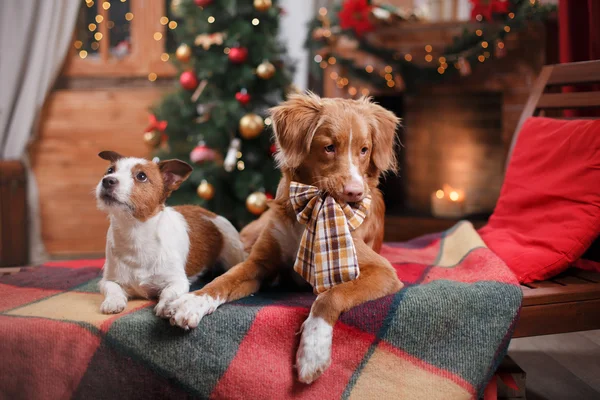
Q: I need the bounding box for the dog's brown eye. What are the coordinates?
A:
[136,172,147,182]
[325,144,335,153]
[361,147,368,155]
[106,167,114,175]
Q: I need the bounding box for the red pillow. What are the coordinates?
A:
[479,117,600,283]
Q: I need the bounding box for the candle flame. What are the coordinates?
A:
[434,184,465,202]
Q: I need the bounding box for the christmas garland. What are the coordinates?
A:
[306,0,556,93]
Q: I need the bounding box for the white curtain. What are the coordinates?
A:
[279,0,316,91]
[0,0,80,263]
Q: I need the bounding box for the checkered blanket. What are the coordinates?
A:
[0,222,521,399]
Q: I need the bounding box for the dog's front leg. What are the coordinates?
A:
[154,277,189,318]
[99,279,128,314]
[296,240,403,384]
[166,229,281,330]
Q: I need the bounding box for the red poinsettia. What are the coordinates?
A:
[469,0,510,21]
[338,0,375,37]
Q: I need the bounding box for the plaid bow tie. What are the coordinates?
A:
[289,181,371,294]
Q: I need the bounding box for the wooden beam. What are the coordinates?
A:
[537,92,600,109]
[522,284,600,306]
[546,60,600,86]
[514,299,600,337]
[505,65,553,166]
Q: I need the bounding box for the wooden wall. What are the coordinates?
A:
[30,88,165,256]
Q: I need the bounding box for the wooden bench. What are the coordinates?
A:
[507,60,600,337]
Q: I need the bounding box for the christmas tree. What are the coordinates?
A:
[150,0,293,228]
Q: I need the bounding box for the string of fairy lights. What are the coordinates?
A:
[74,0,135,60]
[309,0,550,97]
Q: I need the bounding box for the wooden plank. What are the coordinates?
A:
[509,334,600,399]
[0,161,28,267]
[537,92,600,109]
[580,330,600,347]
[30,88,165,255]
[546,60,600,86]
[553,275,594,286]
[98,2,109,62]
[522,284,600,306]
[527,280,562,288]
[514,299,600,337]
[512,332,600,393]
[506,65,553,165]
[572,270,600,283]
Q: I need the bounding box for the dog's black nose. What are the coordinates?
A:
[102,177,118,189]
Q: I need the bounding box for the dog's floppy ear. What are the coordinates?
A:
[158,159,193,192]
[98,151,124,163]
[269,92,323,170]
[363,98,400,173]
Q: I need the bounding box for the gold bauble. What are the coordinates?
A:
[143,130,161,148]
[197,180,215,200]
[256,61,276,80]
[253,0,272,12]
[239,113,264,139]
[175,44,192,63]
[246,192,268,215]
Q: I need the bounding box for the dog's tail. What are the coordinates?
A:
[212,216,246,269]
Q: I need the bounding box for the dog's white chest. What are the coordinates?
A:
[103,208,190,298]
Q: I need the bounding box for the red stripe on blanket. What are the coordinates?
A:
[212,306,373,399]
[378,340,476,397]
[0,283,61,312]
[390,263,429,285]
[43,259,105,269]
[380,243,440,266]
[0,315,101,399]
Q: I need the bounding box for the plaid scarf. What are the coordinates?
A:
[289,181,371,294]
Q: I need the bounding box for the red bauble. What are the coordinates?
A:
[190,144,218,164]
[179,71,198,90]
[265,192,274,200]
[269,143,277,155]
[338,0,375,37]
[235,90,251,105]
[228,47,248,64]
[194,0,213,7]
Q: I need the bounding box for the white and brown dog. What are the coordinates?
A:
[163,93,404,383]
[95,151,245,317]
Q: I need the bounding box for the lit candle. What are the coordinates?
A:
[431,184,466,218]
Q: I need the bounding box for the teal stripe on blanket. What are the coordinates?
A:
[383,280,522,386]
[106,304,262,398]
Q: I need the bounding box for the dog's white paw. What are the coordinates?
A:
[100,296,127,314]
[296,315,333,384]
[167,293,222,330]
[154,299,173,318]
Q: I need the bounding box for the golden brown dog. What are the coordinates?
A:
[164,93,403,383]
